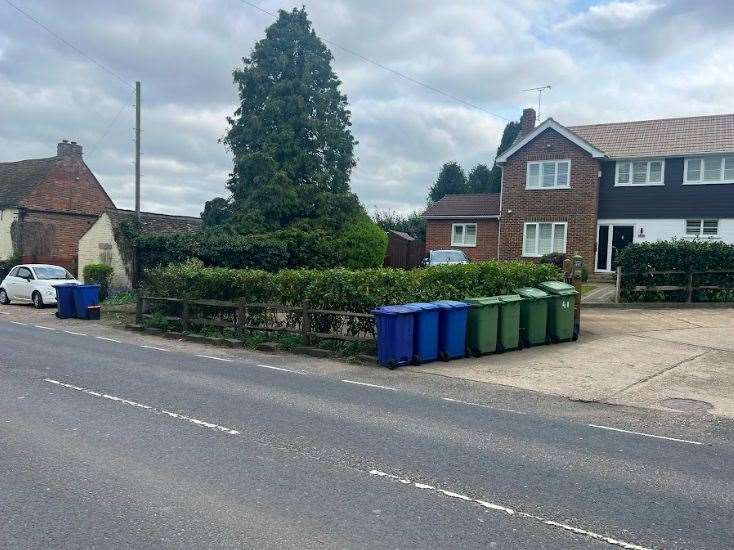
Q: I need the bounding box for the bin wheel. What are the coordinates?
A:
[387,360,397,370]
[470,348,481,358]
[545,335,552,345]
[497,344,505,354]
[518,340,525,351]
[412,354,422,366]
[550,335,559,344]
[439,351,449,362]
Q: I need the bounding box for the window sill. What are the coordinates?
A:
[525,186,571,191]
[451,243,477,248]
[614,183,665,187]
[682,181,734,185]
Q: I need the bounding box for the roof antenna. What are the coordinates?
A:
[521,85,552,120]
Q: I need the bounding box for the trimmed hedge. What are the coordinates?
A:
[144,259,561,313]
[617,240,734,302]
[83,263,114,300]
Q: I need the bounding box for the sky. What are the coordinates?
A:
[1,0,733,217]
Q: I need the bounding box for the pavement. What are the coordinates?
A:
[1,303,734,548]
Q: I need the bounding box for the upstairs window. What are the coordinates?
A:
[526,160,570,189]
[684,156,734,184]
[615,160,664,185]
[451,223,477,247]
[686,219,719,237]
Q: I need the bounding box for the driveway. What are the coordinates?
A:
[412,307,734,418]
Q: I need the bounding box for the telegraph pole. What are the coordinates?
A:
[135,81,141,220]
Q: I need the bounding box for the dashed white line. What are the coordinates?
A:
[0,311,9,315]
[34,325,55,331]
[95,336,121,343]
[257,364,306,375]
[44,378,240,435]
[9,321,27,325]
[341,379,397,391]
[588,424,703,445]
[369,469,651,550]
[140,345,170,352]
[63,330,87,336]
[196,354,232,362]
[442,397,527,415]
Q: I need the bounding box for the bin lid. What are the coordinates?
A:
[538,280,579,296]
[372,305,414,316]
[514,287,550,300]
[464,296,501,306]
[403,302,439,311]
[496,294,523,304]
[432,300,469,310]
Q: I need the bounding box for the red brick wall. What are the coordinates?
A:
[425,219,499,261]
[498,128,600,266]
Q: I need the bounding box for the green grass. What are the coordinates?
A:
[580,284,597,295]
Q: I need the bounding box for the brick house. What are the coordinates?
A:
[0,140,116,274]
[425,109,734,273]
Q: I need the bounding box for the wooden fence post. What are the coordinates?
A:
[687,272,694,303]
[181,300,190,333]
[302,300,311,345]
[236,300,245,334]
[135,290,143,324]
[615,266,622,303]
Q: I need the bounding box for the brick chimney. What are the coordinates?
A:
[57,139,83,158]
[519,108,536,136]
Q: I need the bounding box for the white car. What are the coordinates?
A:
[0,264,79,309]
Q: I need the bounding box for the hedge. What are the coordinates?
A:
[616,240,734,302]
[82,263,114,300]
[144,259,561,313]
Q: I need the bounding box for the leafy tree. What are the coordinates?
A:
[488,120,521,192]
[206,7,359,232]
[372,210,426,241]
[428,161,467,203]
[467,164,493,194]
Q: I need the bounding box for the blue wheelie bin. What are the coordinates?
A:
[71,284,101,320]
[373,305,414,369]
[403,302,440,364]
[54,284,78,319]
[432,300,470,361]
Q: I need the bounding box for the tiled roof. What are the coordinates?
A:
[568,113,734,158]
[106,208,202,234]
[0,157,56,206]
[424,193,500,218]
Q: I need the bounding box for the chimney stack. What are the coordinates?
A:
[520,108,536,135]
[57,139,83,158]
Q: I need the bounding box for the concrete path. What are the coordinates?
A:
[582,283,616,304]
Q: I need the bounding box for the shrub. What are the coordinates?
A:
[82,263,114,299]
[539,252,567,269]
[0,252,21,280]
[144,259,560,313]
[616,240,734,302]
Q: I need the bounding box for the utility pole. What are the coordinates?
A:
[135,81,141,220]
[521,85,552,120]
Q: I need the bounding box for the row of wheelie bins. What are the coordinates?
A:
[54,284,101,319]
[373,281,578,368]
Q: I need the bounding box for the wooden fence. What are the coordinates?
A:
[615,267,734,303]
[136,294,376,343]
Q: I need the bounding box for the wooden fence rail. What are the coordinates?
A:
[136,294,376,343]
[615,267,734,303]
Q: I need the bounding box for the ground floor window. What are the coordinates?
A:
[686,219,719,236]
[523,222,567,257]
[451,223,477,247]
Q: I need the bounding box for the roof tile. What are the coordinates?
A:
[424,194,500,218]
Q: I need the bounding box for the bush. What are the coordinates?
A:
[83,263,114,300]
[143,259,560,313]
[616,240,734,302]
[539,252,567,269]
[0,253,21,280]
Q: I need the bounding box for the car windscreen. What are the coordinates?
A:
[33,266,73,280]
[431,250,466,263]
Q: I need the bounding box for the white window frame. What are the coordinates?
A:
[526,160,571,190]
[683,156,734,185]
[451,223,477,247]
[614,159,665,186]
[522,222,568,257]
[685,219,719,237]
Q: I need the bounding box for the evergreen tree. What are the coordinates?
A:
[428,161,467,203]
[487,120,521,193]
[467,164,493,193]
[205,8,358,232]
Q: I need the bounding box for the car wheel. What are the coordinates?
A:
[32,291,44,309]
[0,289,9,305]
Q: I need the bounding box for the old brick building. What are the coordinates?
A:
[0,140,116,274]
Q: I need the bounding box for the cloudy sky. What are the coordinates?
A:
[1,0,733,216]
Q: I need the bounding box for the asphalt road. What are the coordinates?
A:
[1,318,732,549]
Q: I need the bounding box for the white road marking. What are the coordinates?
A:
[9,321,27,325]
[140,345,170,352]
[196,355,232,362]
[341,379,397,391]
[588,424,703,445]
[442,397,527,415]
[34,325,55,331]
[369,469,651,550]
[44,378,240,435]
[256,364,306,375]
[63,330,87,336]
[96,336,121,343]
[0,311,9,315]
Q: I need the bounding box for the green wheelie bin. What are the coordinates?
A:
[514,287,551,347]
[538,281,579,343]
[464,296,500,356]
[496,294,522,352]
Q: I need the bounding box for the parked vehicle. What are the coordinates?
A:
[0,264,79,309]
[422,249,471,267]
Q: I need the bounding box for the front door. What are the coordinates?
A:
[596,224,634,272]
